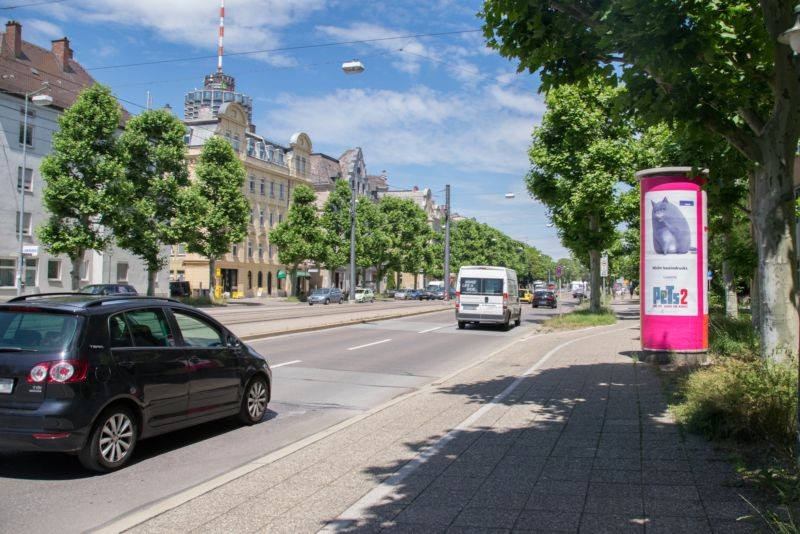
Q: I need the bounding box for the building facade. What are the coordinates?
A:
[170,68,314,298]
[0,21,167,298]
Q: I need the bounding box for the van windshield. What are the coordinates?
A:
[460,278,504,295]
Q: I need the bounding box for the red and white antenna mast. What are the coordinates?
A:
[217,0,225,73]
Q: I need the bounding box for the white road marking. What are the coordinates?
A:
[347,339,392,351]
[271,360,301,368]
[418,325,446,334]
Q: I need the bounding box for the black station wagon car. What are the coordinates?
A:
[0,293,271,472]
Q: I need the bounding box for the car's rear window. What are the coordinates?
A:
[0,311,80,351]
[460,278,504,295]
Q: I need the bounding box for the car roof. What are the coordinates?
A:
[1,293,183,316]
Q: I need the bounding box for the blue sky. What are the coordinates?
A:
[3,0,569,259]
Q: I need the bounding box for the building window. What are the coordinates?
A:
[249,176,255,193]
[247,270,253,289]
[257,271,263,287]
[258,245,263,259]
[47,259,60,280]
[17,167,33,192]
[278,214,283,224]
[249,208,254,224]
[19,122,33,147]
[270,181,275,198]
[172,243,186,256]
[23,258,36,288]
[232,244,239,257]
[116,262,129,282]
[15,212,32,236]
[269,212,274,227]
[259,209,265,226]
[269,245,274,259]
[233,135,240,153]
[0,259,15,287]
[247,241,253,258]
[279,183,284,200]
[260,179,265,195]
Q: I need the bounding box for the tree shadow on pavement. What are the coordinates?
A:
[320,360,766,533]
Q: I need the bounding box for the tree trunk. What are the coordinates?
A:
[722,259,738,319]
[147,269,157,297]
[750,142,799,362]
[70,256,82,291]
[208,257,216,295]
[589,249,601,313]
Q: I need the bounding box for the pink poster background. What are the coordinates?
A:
[640,173,708,352]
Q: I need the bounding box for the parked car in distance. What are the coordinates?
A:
[406,289,423,300]
[394,289,409,300]
[79,284,138,296]
[532,290,558,308]
[433,287,457,300]
[418,289,436,300]
[169,280,191,297]
[0,293,271,472]
[518,289,533,304]
[354,288,375,303]
[307,287,343,305]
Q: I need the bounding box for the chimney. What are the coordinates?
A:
[51,37,73,71]
[3,21,22,58]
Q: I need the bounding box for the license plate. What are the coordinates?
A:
[0,378,14,394]
[463,304,478,310]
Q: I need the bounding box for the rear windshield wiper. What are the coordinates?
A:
[0,346,37,352]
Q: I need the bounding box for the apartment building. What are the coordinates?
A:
[0,21,167,297]
[170,69,314,297]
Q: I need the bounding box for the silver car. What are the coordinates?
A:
[308,288,343,305]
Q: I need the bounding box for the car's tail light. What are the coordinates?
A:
[28,360,89,383]
[503,293,508,311]
[455,292,460,308]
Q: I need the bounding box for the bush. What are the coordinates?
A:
[708,314,759,360]
[543,307,616,329]
[672,356,797,447]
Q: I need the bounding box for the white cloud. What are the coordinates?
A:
[53,0,327,66]
[264,84,542,175]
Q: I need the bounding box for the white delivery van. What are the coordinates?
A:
[455,266,521,330]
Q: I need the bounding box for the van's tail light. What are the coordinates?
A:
[503,293,508,311]
[28,360,89,383]
[455,292,460,308]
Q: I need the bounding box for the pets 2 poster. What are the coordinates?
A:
[643,190,701,316]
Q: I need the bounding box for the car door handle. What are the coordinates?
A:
[118,360,135,369]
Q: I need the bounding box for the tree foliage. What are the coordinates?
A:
[115,109,189,295]
[269,184,325,294]
[378,196,432,288]
[527,79,637,311]
[319,179,351,273]
[177,136,248,292]
[38,84,123,290]
[481,0,799,359]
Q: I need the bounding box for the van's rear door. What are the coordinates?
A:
[459,276,505,318]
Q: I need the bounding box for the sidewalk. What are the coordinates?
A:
[108,302,766,533]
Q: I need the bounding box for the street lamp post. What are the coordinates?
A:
[16,83,52,296]
[349,171,357,303]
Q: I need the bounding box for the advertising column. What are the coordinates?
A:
[637,167,708,354]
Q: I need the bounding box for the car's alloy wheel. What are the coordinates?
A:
[79,405,138,472]
[240,376,268,425]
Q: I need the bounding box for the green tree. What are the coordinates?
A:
[481,1,799,360]
[115,109,189,295]
[319,179,351,280]
[355,197,391,289]
[269,184,325,295]
[527,80,636,312]
[379,197,431,288]
[177,136,248,294]
[38,84,123,290]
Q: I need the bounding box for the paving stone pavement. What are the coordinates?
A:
[117,302,769,533]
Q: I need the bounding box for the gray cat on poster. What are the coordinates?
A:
[651,197,691,254]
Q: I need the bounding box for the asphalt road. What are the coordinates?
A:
[0,300,571,533]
